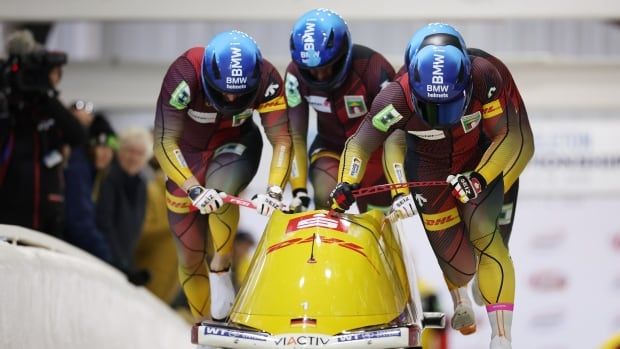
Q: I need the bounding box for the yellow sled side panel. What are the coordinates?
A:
[231,210,409,335]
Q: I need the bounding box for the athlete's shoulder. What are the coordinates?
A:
[259,58,280,78]
[351,44,378,60]
[370,79,410,113]
[164,47,203,88]
[180,47,205,71]
[467,47,493,59]
[351,44,395,90]
[469,47,515,86]
[255,58,286,111]
[395,64,407,79]
[284,61,300,75]
[258,58,284,94]
[351,44,391,69]
[470,55,504,102]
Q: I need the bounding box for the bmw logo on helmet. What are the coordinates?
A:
[289,8,354,90]
[202,30,263,114]
[405,23,473,128]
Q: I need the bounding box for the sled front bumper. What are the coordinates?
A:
[192,323,422,348]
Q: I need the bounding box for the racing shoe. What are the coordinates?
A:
[451,302,477,335]
[208,270,235,321]
[490,335,512,349]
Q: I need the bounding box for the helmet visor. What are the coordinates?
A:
[413,91,467,128]
[204,81,258,115]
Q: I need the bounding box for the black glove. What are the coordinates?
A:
[290,189,311,212]
[329,182,359,212]
[447,171,487,204]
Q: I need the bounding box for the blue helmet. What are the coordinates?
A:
[405,23,472,128]
[289,8,353,90]
[202,30,262,114]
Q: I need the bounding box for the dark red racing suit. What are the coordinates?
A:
[285,44,408,211]
[338,48,534,308]
[153,47,292,318]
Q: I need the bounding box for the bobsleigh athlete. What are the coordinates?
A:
[154,30,292,321]
[285,8,410,213]
[330,23,534,349]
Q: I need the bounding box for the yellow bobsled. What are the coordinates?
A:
[192,209,444,348]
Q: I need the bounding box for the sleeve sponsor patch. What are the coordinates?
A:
[482,99,503,119]
[344,95,367,119]
[291,158,299,178]
[169,80,190,110]
[372,104,403,132]
[460,111,482,133]
[257,95,287,113]
[285,73,302,108]
[349,157,362,178]
[172,148,188,168]
[232,109,253,127]
[393,163,406,183]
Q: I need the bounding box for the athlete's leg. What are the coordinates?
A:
[166,203,211,321]
[204,125,262,319]
[472,178,520,306]
[409,182,477,334]
[309,150,340,210]
[461,176,515,346]
[405,142,477,334]
[499,179,519,246]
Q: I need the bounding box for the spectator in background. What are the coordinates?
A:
[96,127,152,285]
[89,114,117,201]
[134,154,180,303]
[0,30,84,238]
[64,103,115,261]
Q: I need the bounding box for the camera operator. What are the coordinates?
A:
[0,30,85,238]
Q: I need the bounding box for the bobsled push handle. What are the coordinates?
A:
[219,193,295,213]
[219,193,256,209]
[351,180,446,198]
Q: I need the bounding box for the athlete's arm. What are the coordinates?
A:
[283,67,310,194]
[153,56,196,191]
[474,61,535,188]
[382,129,410,197]
[338,82,411,185]
[363,53,409,198]
[256,67,293,190]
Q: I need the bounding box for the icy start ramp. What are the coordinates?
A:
[0,225,193,349]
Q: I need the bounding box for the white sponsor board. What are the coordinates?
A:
[402,197,620,349]
[520,118,620,197]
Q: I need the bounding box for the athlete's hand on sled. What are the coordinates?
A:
[329,182,359,212]
[388,193,417,222]
[290,189,311,213]
[252,186,283,216]
[447,171,487,204]
[187,185,223,214]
